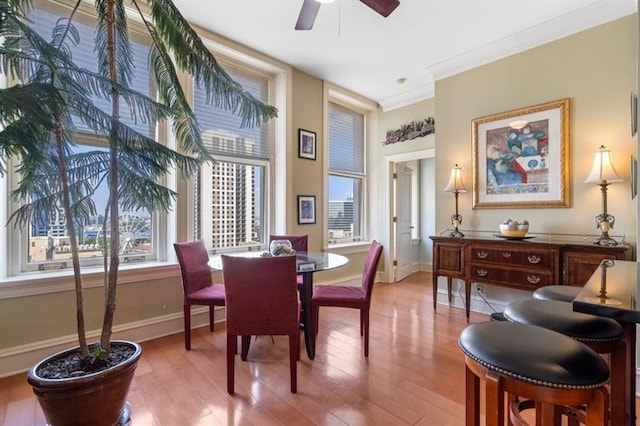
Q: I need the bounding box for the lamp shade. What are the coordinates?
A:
[584,145,623,184]
[444,164,467,192]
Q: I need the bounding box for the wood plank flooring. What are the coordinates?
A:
[1,272,638,425]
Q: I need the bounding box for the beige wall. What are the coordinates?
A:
[435,15,637,249]
[289,70,325,251]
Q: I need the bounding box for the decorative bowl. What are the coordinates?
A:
[269,239,295,256]
[499,223,529,238]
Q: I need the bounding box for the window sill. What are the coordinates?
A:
[0,261,179,300]
[326,241,372,255]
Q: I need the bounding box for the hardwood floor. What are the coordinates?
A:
[1,272,638,425]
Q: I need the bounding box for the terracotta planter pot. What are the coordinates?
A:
[27,340,142,426]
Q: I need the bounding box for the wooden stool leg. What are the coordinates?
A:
[485,370,504,426]
[536,402,561,426]
[465,364,480,426]
[585,386,609,426]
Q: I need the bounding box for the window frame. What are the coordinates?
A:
[6,0,163,274]
[190,57,275,253]
[324,84,377,248]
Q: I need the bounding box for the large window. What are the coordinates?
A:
[327,102,365,244]
[193,65,272,251]
[13,2,156,273]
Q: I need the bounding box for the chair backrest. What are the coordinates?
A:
[361,241,384,302]
[174,240,212,297]
[222,255,299,336]
[269,234,308,253]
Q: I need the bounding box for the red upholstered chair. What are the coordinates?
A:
[174,240,225,351]
[311,240,383,357]
[222,254,301,394]
[269,234,308,288]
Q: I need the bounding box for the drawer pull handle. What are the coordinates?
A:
[477,251,488,259]
[528,255,541,264]
[527,275,541,284]
[476,269,488,277]
[502,252,511,258]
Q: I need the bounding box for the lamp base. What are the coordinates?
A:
[449,229,464,238]
[593,235,618,246]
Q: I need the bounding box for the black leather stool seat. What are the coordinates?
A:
[459,321,609,389]
[532,285,580,302]
[504,299,624,342]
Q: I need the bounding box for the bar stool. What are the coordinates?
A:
[504,299,626,425]
[532,285,581,302]
[459,321,610,426]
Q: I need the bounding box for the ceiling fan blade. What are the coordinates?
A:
[295,0,321,31]
[360,0,400,17]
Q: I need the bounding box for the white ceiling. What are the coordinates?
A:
[173,0,636,111]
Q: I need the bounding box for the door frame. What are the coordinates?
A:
[384,148,435,283]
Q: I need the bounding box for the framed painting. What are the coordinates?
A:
[297,195,316,224]
[472,98,570,209]
[298,129,316,160]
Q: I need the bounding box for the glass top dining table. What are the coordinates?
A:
[573,259,639,425]
[208,251,349,359]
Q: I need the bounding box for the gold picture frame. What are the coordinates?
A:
[472,98,570,209]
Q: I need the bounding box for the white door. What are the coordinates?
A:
[395,163,413,281]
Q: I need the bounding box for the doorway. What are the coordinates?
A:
[385,149,435,283]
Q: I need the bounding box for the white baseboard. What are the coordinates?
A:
[0,307,220,378]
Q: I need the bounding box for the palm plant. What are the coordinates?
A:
[0,0,277,362]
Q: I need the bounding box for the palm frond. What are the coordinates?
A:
[144,0,277,128]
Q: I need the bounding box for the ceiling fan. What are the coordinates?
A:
[295,0,400,31]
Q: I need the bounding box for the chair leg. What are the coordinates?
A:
[241,336,251,361]
[360,309,364,336]
[209,306,215,332]
[289,334,298,393]
[184,304,191,351]
[363,308,370,357]
[227,334,236,394]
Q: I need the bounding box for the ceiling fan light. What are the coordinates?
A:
[316,0,336,3]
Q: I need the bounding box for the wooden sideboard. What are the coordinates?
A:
[429,236,630,321]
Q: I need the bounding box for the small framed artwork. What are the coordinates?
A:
[297,195,316,224]
[298,129,316,160]
[472,98,570,209]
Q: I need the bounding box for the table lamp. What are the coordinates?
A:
[443,164,467,238]
[584,145,623,246]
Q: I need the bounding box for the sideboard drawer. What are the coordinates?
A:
[468,265,555,289]
[468,246,555,269]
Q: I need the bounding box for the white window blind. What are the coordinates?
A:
[28,4,155,137]
[328,102,365,175]
[195,68,270,160]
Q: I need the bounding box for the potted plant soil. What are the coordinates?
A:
[0,0,276,424]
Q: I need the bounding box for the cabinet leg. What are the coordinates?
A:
[447,277,453,305]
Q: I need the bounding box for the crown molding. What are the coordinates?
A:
[378,83,435,112]
[426,0,636,82]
